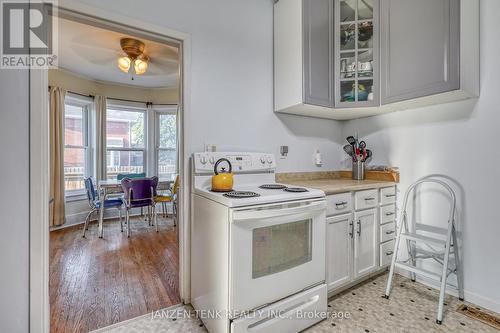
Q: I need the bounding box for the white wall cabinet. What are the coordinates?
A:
[325,186,397,294]
[273,0,479,120]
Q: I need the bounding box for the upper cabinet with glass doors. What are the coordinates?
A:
[273,0,479,120]
[336,0,378,107]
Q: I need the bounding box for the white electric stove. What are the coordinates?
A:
[191,152,328,333]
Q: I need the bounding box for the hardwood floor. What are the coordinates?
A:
[49,216,180,333]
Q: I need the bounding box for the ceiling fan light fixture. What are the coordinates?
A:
[118,38,150,75]
[134,57,148,75]
[117,56,131,73]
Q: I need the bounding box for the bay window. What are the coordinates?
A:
[156,110,177,179]
[105,107,146,179]
[63,95,92,195]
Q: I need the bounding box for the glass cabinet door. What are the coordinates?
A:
[336,0,378,107]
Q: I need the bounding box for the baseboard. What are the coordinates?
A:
[395,269,500,314]
[50,210,173,232]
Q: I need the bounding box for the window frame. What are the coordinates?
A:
[154,106,178,179]
[105,101,148,179]
[63,94,93,197]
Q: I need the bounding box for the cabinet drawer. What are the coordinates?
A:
[326,193,352,216]
[380,204,396,224]
[380,186,396,205]
[380,222,396,243]
[380,240,395,267]
[355,189,378,210]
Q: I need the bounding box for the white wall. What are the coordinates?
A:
[343,0,500,312]
[0,71,29,331]
[62,0,344,173]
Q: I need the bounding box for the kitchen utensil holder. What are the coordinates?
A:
[352,160,365,180]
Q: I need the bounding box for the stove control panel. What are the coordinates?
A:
[193,152,276,173]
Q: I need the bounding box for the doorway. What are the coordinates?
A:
[29,5,191,333]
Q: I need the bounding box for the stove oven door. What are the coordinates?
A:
[229,199,326,313]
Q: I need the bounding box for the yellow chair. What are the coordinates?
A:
[154,175,179,227]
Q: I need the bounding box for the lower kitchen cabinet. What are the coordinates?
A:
[326,213,353,290]
[326,186,397,294]
[353,208,378,278]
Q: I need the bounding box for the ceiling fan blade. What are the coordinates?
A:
[144,61,179,75]
[145,44,179,59]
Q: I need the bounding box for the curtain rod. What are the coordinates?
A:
[48,86,178,106]
[48,86,94,99]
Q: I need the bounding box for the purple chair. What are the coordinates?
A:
[121,176,159,237]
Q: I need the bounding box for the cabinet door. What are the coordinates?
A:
[354,208,378,278]
[334,0,379,108]
[326,213,353,290]
[303,0,334,107]
[380,0,460,104]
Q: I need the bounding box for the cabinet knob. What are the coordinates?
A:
[385,250,394,256]
[385,230,395,235]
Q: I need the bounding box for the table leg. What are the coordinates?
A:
[99,188,106,238]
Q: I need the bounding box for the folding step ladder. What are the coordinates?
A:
[384,178,464,324]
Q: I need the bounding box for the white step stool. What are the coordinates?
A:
[384,178,464,324]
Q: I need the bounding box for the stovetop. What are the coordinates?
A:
[194,182,324,208]
[192,152,325,207]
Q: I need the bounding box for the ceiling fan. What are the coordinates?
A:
[117,38,150,75]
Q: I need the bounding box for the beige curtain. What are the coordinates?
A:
[95,95,107,180]
[49,87,66,227]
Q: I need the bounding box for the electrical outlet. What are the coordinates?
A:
[204,144,217,152]
[280,146,288,159]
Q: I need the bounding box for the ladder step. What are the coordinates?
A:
[414,248,445,258]
[401,232,446,246]
[395,262,442,281]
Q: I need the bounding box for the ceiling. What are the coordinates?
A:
[57,18,180,88]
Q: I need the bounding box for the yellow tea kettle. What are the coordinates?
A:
[211,158,234,192]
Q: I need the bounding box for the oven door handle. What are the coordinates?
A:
[246,295,320,332]
[232,201,326,221]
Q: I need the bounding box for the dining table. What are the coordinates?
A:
[97,177,175,238]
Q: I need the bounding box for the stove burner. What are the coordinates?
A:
[284,187,309,193]
[259,184,288,190]
[223,191,260,199]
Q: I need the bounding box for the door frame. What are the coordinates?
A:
[29,2,192,332]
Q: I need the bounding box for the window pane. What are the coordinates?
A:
[64,147,86,191]
[340,23,356,51]
[340,0,356,22]
[106,109,144,148]
[64,104,84,146]
[158,114,177,149]
[158,149,177,179]
[358,0,373,20]
[106,150,144,180]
